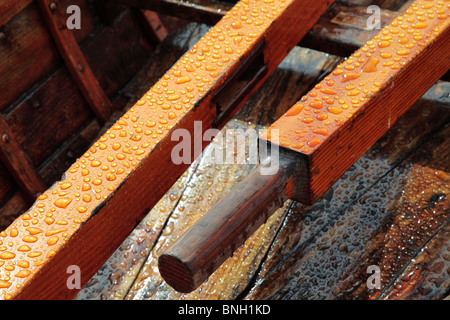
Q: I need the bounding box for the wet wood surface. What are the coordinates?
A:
[0,0,334,300]
[0,0,447,300]
[76,19,449,300]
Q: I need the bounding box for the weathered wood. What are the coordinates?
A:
[118,0,404,57]
[0,0,32,27]
[0,0,333,300]
[299,4,399,56]
[158,154,294,293]
[4,8,152,169]
[157,0,450,292]
[262,0,450,204]
[332,124,450,300]
[380,221,450,300]
[76,35,341,299]
[0,8,167,230]
[244,83,450,300]
[135,10,169,45]
[116,0,230,25]
[37,0,112,123]
[0,117,46,203]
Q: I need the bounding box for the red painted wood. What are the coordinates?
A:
[37,0,112,123]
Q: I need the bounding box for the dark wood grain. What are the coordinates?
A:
[0,0,334,300]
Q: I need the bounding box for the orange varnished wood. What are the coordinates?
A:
[0,0,332,299]
[37,0,112,123]
[261,0,450,203]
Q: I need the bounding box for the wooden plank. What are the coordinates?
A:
[330,125,450,300]
[118,0,405,57]
[5,8,153,170]
[261,0,450,204]
[244,83,450,300]
[379,222,450,300]
[76,40,340,300]
[116,0,231,25]
[0,0,333,300]
[37,0,112,123]
[0,8,155,228]
[299,4,399,56]
[0,117,47,203]
[135,10,169,45]
[157,0,450,292]
[0,0,33,27]
[0,0,95,112]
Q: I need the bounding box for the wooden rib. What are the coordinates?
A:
[261,0,450,204]
[135,10,169,45]
[119,0,402,57]
[0,117,46,204]
[0,0,333,300]
[37,0,112,123]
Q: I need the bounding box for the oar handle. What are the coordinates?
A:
[158,158,294,293]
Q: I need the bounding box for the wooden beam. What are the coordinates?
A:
[0,0,333,299]
[0,0,33,27]
[0,117,47,204]
[262,0,450,204]
[37,0,112,123]
[158,0,450,292]
[135,10,169,45]
[117,0,404,57]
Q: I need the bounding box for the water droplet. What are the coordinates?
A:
[284,104,304,116]
[362,57,379,73]
[54,198,72,208]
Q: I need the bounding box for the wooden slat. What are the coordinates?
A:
[155,0,450,292]
[116,0,231,25]
[77,25,340,299]
[0,0,95,113]
[118,0,403,57]
[5,8,152,170]
[135,10,169,45]
[261,0,450,204]
[299,4,399,56]
[37,0,112,123]
[0,0,333,300]
[0,117,46,204]
[245,83,450,300]
[77,42,339,300]
[0,0,33,27]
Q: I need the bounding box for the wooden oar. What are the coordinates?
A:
[158,0,450,293]
[0,0,333,300]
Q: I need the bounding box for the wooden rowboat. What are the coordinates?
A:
[0,0,449,300]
